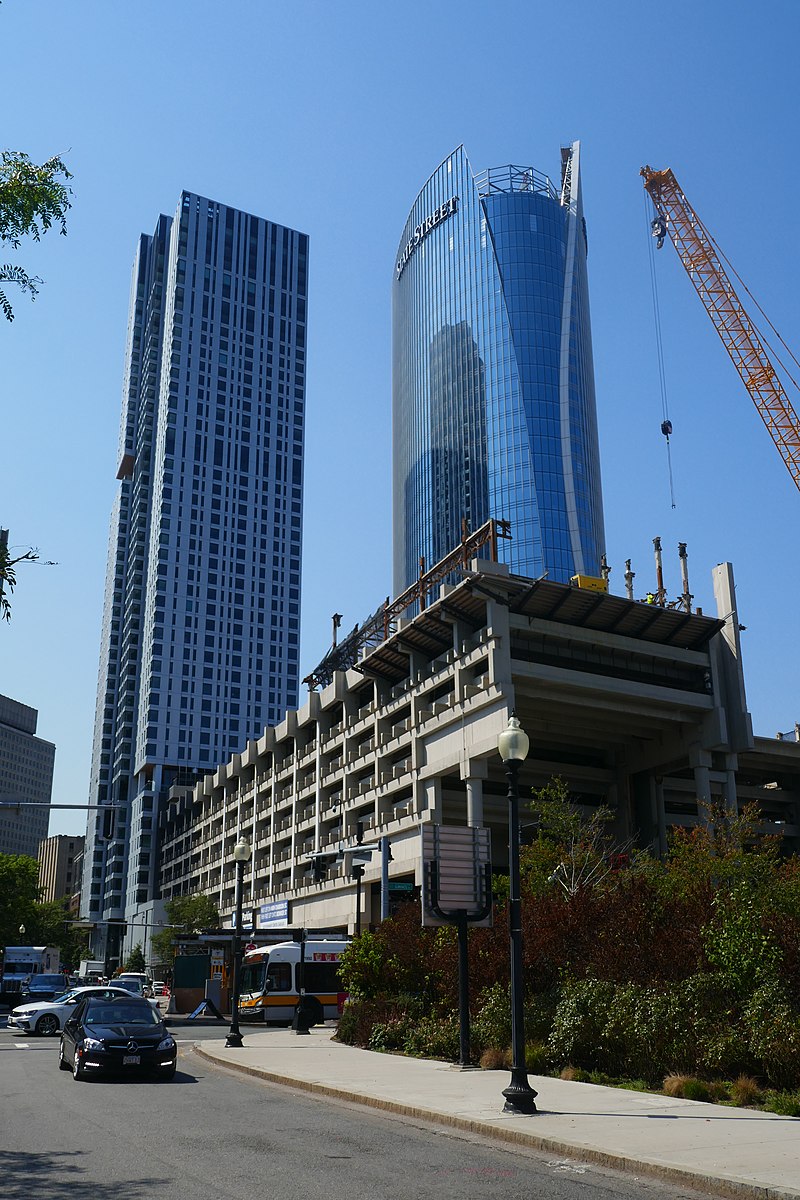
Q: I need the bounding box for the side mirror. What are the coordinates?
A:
[264,978,274,992]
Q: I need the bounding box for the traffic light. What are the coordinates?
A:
[311,855,327,883]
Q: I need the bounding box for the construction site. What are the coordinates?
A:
[155,162,800,936]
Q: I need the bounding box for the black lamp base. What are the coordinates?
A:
[502,1072,538,1115]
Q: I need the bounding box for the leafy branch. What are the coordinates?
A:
[0,150,72,321]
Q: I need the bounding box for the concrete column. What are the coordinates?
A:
[466,777,484,828]
[655,776,667,858]
[694,764,712,824]
[724,755,739,815]
[424,777,442,822]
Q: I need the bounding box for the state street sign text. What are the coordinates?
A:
[396,196,459,279]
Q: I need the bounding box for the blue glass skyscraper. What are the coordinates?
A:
[392,142,605,591]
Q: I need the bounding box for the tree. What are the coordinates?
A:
[0,539,40,621]
[0,853,41,946]
[0,150,72,321]
[124,943,146,972]
[151,894,219,969]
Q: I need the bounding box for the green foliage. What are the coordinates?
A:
[152,893,220,969]
[763,1090,800,1117]
[0,852,42,945]
[403,1011,461,1061]
[0,150,72,320]
[742,981,800,1088]
[338,931,390,1000]
[164,893,219,931]
[703,884,783,994]
[331,784,800,1088]
[124,943,146,972]
[470,982,512,1053]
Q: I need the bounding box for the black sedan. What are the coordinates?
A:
[59,994,177,1081]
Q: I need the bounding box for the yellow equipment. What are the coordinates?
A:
[641,165,800,493]
[570,574,608,593]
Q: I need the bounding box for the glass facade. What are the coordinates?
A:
[392,143,605,592]
[82,193,308,944]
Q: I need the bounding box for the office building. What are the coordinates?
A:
[82,192,308,967]
[0,694,55,857]
[38,833,84,904]
[392,142,605,592]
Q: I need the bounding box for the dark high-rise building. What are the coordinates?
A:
[82,192,308,966]
[392,142,605,591]
[0,694,55,857]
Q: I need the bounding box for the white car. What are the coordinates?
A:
[7,985,159,1036]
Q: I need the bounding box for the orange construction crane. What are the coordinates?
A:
[641,165,800,493]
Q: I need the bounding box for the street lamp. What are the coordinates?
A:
[225,835,252,1048]
[498,711,538,1115]
[19,924,26,938]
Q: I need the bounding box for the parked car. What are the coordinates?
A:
[7,985,148,1037]
[59,994,177,1080]
[152,980,166,997]
[115,972,154,998]
[20,973,72,1004]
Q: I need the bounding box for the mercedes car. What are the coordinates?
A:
[59,994,177,1080]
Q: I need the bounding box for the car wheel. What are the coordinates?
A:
[36,1013,60,1037]
[58,1039,70,1071]
[72,1049,84,1081]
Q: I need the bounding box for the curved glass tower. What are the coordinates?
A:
[392,142,605,591]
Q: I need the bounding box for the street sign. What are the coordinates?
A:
[420,823,493,927]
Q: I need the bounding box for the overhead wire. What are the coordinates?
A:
[643,188,676,508]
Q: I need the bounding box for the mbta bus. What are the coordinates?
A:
[238,938,349,1026]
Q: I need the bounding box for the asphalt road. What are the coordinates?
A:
[0,1018,713,1200]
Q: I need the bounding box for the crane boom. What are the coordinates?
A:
[641,165,800,493]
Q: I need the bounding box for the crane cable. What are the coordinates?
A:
[643,187,676,508]
[705,229,800,400]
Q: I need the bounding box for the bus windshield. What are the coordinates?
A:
[240,960,266,996]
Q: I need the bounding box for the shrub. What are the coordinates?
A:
[743,980,800,1088]
[682,1078,713,1102]
[479,1047,509,1071]
[663,1073,692,1097]
[548,978,617,1071]
[763,1090,800,1117]
[470,982,511,1054]
[368,1016,415,1053]
[560,1065,589,1082]
[729,1074,763,1108]
[524,1040,550,1074]
[403,1012,461,1061]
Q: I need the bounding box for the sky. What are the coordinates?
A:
[2,0,799,840]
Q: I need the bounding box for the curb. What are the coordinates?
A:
[193,1046,800,1200]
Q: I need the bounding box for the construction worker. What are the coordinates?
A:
[645,592,656,604]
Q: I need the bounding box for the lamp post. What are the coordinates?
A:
[498,711,538,1115]
[19,924,26,939]
[225,835,252,1048]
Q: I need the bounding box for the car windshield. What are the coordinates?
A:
[84,1002,160,1025]
[51,990,78,1004]
[114,979,143,993]
[28,975,64,988]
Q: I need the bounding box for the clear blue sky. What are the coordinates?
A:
[3,0,799,838]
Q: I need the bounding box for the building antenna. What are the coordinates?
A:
[643,187,677,509]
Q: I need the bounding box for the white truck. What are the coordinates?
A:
[1,945,61,1005]
[78,958,106,980]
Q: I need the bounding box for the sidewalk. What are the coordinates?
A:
[194,1025,800,1200]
